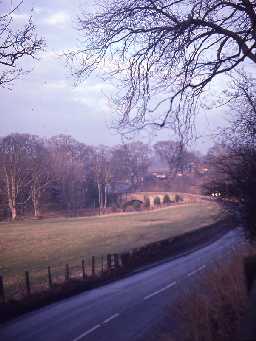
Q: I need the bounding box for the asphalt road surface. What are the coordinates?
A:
[0,227,245,341]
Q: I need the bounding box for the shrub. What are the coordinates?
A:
[132,200,142,211]
[123,200,142,211]
[175,194,183,202]
[163,194,171,205]
[111,203,121,213]
[154,196,161,206]
[144,196,151,208]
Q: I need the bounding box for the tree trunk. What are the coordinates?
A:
[34,204,40,219]
[5,171,17,220]
[104,185,108,209]
[98,183,102,215]
[11,206,17,220]
[31,181,41,219]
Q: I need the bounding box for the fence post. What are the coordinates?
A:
[107,254,112,270]
[91,256,95,277]
[48,266,53,288]
[25,271,31,295]
[82,259,86,280]
[65,264,70,281]
[101,256,104,274]
[114,254,119,268]
[0,275,5,303]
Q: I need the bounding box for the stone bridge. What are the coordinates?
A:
[125,192,203,208]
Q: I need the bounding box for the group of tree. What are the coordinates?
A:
[0,134,201,220]
[204,72,256,238]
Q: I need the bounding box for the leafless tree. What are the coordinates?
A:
[0,1,44,87]
[0,134,33,220]
[223,71,256,147]
[92,146,112,214]
[48,135,85,214]
[68,0,256,139]
[29,136,51,218]
[205,73,256,237]
[48,135,95,215]
[154,140,194,176]
[111,142,151,190]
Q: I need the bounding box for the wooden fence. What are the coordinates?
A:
[0,254,122,302]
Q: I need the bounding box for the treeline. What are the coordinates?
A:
[0,134,146,220]
[0,133,201,221]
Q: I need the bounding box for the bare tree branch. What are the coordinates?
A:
[0,1,44,87]
[67,0,256,140]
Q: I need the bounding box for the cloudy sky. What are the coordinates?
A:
[0,0,227,152]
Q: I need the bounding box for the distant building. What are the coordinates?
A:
[198,166,209,175]
[152,171,167,179]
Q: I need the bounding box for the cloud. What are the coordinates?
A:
[12,13,30,23]
[45,11,70,27]
[43,80,68,90]
[32,7,45,15]
[71,82,113,104]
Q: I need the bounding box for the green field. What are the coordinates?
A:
[0,201,224,297]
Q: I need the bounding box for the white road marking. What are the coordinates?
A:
[103,313,120,325]
[187,265,206,277]
[72,324,100,341]
[199,264,206,271]
[144,281,176,300]
[72,313,120,341]
[72,264,206,340]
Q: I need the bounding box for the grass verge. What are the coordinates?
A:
[156,243,254,341]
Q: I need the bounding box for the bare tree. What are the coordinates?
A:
[68,0,256,138]
[92,146,112,214]
[111,142,151,190]
[48,135,88,215]
[154,140,193,176]
[0,134,33,220]
[0,1,44,87]
[29,137,51,218]
[223,71,256,147]
[205,73,256,237]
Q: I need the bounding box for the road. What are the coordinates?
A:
[0,227,245,341]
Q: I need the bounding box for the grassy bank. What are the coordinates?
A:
[149,243,253,341]
[0,201,224,298]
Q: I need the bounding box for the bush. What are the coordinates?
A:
[132,200,142,210]
[154,196,161,206]
[175,194,183,202]
[144,196,150,208]
[163,194,171,205]
[123,200,142,211]
[111,203,121,213]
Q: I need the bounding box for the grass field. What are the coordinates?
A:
[0,201,225,298]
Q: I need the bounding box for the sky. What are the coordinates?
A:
[0,0,228,153]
